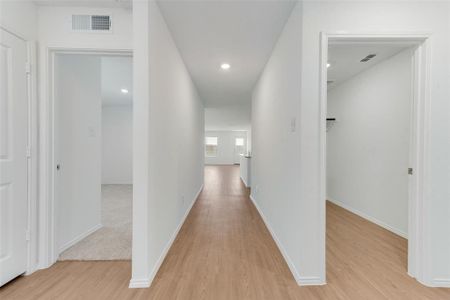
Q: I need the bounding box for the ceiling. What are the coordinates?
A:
[157,0,296,108]
[327,44,410,89]
[34,0,132,8]
[101,56,133,106]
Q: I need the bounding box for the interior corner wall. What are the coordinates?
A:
[0,0,38,41]
[102,105,133,184]
[327,49,413,238]
[251,2,304,284]
[205,131,248,165]
[300,1,450,286]
[131,0,204,287]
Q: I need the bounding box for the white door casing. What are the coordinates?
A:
[0,29,29,286]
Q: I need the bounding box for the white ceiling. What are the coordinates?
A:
[157,0,296,108]
[34,0,132,8]
[101,56,133,106]
[327,44,410,89]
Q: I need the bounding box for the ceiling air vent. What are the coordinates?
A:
[360,54,377,62]
[72,15,112,32]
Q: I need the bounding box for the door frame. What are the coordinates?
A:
[318,33,431,285]
[40,47,133,266]
[0,25,38,276]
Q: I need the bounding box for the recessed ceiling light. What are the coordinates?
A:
[121,88,129,94]
[327,63,331,68]
[221,63,231,70]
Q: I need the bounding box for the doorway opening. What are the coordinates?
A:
[319,34,431,284]
[52,52,133,261]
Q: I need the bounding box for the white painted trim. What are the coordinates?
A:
[58,224,103,254]
[249,195,324,286]
[129,278,152,289]
[240,177,249,188]
[26,41,39,276]
[297,276,325,286]
[327,197,408,239]
[129,184,204,289]
[319,32,431,286]
[432,279,450,288]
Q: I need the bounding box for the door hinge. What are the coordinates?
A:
[408,168,413,175]
[25,62,31,74]
[26,146,31,158]
[26,230,31,241]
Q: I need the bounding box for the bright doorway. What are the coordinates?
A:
[319,34,431,284]
[52,53,133,261]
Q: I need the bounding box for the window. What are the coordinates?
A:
[205,137,218,157]
[235,137,245,156]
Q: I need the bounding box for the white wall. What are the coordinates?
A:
[251,3,303,284]
[54,55,102,253]
[205,103,251,131]
[205,131,248,165]
[131,0,204,287]
[102,105,133,184]
[0,1,37,40]
[327,49,413,238]
[37,5,133,268]
[298,1,450,286]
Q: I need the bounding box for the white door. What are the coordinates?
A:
[0,29,29,286]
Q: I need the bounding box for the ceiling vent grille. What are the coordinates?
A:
[72,15,112,32]
[360,54,377,62]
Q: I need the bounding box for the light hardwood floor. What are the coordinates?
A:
[1,165,449,299]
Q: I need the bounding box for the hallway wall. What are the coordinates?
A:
[327,48,413,238]
[251,3,303,284]
[132,0,204,287]
[0,1,37,41]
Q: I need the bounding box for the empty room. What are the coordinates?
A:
[54,54,133,261]
[326,42,417,296]
[1,0,449,299]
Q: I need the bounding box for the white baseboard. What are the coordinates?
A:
[129,184,204,289]
[297,276,326,286]
[58,223,102,254]
[432,278,450,288]
[240,177,248,188]
[327,197,408,239]
[249,194,308,286]
[129,277,152,289]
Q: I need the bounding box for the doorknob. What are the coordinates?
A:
[56,164,61,171]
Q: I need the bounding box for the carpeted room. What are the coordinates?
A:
[55,55,133,262]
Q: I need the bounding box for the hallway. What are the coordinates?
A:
[1,166,450,299]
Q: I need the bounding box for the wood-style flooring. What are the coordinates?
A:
[1,165,449,299]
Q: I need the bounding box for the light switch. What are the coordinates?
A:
[88,126,96,137]
[290,117,296,132]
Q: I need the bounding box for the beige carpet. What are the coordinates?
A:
[59,184,132,261]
